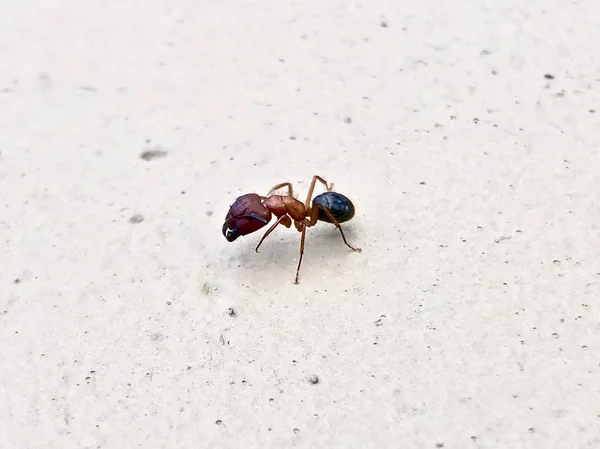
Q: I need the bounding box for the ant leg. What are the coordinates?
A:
[255,215,292,253]
[313,205,362,252]
[304,175,334,208]
[294,224,307,284]
[267,182,294,197]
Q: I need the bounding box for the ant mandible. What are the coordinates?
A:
[222,175,362,284]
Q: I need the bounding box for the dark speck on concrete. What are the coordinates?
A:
[140,148,168,161]
[544,73,555,80]
[129,214,144,223]
[150,333,162,341]
[309,375,319,384]
[380,21,388,28]
[343,116,352,124]
[216,419,223,425]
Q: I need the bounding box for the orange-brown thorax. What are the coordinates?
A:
[263,195,307,221]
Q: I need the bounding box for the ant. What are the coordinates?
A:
[222,175,362,284]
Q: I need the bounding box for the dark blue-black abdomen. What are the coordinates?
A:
[312,192,355,224]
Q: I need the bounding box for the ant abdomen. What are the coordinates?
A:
[312,192,355,224]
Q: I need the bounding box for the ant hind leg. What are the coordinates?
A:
[315,205,362,252]
[304,175,334,208]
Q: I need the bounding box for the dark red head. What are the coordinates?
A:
[222,193,272,242]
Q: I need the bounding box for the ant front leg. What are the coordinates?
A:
[266,182,294,197]
[255,215,292,253]
[304,175,335,209]
[307,205,362,252]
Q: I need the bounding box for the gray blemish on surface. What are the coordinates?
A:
[150,333,163,341]
[140,147,168,161]
[129,214,144,223]
[38,72,53,89]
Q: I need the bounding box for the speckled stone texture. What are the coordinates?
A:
[1,1,599,448]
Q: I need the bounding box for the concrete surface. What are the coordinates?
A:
[1,0,599,448]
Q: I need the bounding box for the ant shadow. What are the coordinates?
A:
[235,224,361,278]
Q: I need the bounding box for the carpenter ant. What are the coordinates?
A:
[222,175,361,284]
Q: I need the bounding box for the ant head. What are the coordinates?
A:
[222,193,272,242]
